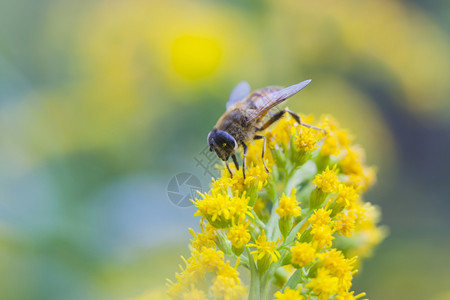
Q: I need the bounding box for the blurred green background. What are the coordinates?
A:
[1,0,449,299]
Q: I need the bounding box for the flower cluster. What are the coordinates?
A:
[167,113,386,300]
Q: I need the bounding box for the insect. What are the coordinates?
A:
[207,79,325,178]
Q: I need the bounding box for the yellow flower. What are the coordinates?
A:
[276,188,301,218]
[317,249,357,293]
[290,242,316,267]
[335,291,366,300]
[194,247,225,273]
[334,212,356,237]
[221,163,269,199]
[321,135,339,156]
[245,138,274,169]
[169,110,385,300]
[248,230,281,263]
[211,176,235,194]
[306,268,339,300]
[335,184,359,209]
[167,248,224,298]
[182,287,208,300]
[189,221,216,250]
[311,225,335,249]
[211,260,247,300]
[274,287,305,300]
[313,165,339,193]
[340,147,364,176]
[317,115,353,156]
[194,191,251,228]
[266,115,296,148]
[227,222,251,249]
[336,129,353,148]
[293,126,322,153]
[217,259,241,279]
[210,274,246,300]
[318,115,339,132]
[309,208,332,229]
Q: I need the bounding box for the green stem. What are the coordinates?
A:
[246,247,260,300]
[266,199,279,241]
[281,268,303,291]
[260,251,289,299]
[286,211,312,244]
[251,210,266,229]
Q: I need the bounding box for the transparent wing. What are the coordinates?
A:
[245,79,312,125]
[226,81,251,110]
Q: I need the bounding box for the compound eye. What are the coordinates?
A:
[214,130,236,151]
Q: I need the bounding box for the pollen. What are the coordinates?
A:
[335,184,359,209]
[274,287,305,300]
[306,268,339,300]
[248,230,281,263]
[276,188,301,218]
[309,208,332,229]
[291,241,316,267]
[313,165,339,193]
[311,224,335,249]
[293,126,322,153]
[227,222,251,249]
[194,191,251,228]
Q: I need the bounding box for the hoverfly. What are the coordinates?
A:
[207,80,325,178]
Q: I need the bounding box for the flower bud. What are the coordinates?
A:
[279,216,293,238]
[309,188,327,209]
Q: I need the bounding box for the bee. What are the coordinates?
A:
[207,79,325,178]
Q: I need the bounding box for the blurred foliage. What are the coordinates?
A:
[0,0,449,299]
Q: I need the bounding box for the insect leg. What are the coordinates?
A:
[225,160,233,178]
[254,135,269,173]
[231,154,240,170]
[256,110,286,131]
[285,109,327,134]
[242,142,247,179]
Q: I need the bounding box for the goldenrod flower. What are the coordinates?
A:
[317,115,353,157]
[182,287,208,300]
[276,188,301,218]
[293,126,322,153]
[335,184,359,209]
[194,191,251,228]
[336,129,353,148]
[335,291,367,300]
[266,116,296,148]
[167,111,385,300]
[195,247,225,273]
[334,212,356,237]
[309,208,332,228]
[248,230,281,263]
[189,221,216,250]
[313,165,339,193]
[210,275,246,300]
[274,287,305,300]
[318,249,357,292]
[227,222,251,250]
[311,224,335,249]
[340,147,364,176]
[306,268,339,300]
[290,242,316,267]
[321,135,339,156]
